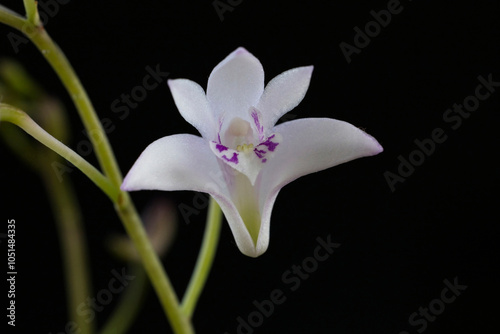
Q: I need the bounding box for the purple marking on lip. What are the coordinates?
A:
[215,143,228,152]
[254,148,266,159]
[257,134,279,152]
[253,133,280,163]
[222,152,239,164]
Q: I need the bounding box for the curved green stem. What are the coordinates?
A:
[182,197,222,318]
[0,4,121,188]
[0,104,117,200]
[0,5,25,29]
[30,27,124,188]
[2,101,94,334]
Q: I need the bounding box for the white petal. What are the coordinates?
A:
[239,116,382,258]
[121,134,262,257]
[168,79,216,140]
[259,118,383,205]
[257,66,314,129]
[253,119,382,258]
[207,47,264,121]
[122,134,226,195]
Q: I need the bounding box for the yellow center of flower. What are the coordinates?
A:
[236,143,254,152]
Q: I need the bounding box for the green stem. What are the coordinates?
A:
[0,5,25,29]
[29,26,124,188]
[0,4,121,188]
[22,0,39,25]
[182,197,222,318]
[38,151,95,334]
[116,194,194,334]
[0,104,117,200]
[0,5,122,187]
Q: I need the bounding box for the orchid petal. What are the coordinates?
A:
[257,66,314,129]
[248,118,382,256]
[121,134,260,256]
[254,120,381,258]
[253,119,382,257]
[259,118,383,206]
[207,47,264,121]
[122,134,226,194]
[167,79,215,140]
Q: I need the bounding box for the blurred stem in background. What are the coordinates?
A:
[0,60,95,334]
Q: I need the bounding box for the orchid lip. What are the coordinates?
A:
[209,130,281,185]
[208,107,282,185]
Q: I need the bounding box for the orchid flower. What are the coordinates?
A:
[121,47,383,257]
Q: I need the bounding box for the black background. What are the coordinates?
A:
[1,0,499,333]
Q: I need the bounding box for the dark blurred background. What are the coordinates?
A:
[1,1,499,333]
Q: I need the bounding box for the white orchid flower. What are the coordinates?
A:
[121,47,383,257]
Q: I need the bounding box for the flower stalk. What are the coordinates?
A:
[30,25,124,188]
[182,197,222,318]
[0,104,117,200]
